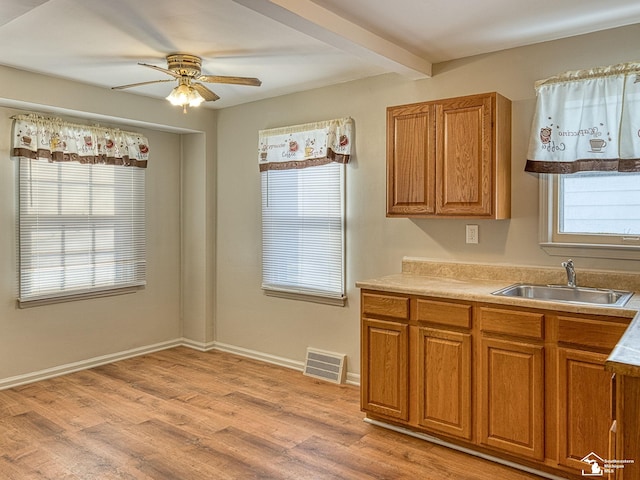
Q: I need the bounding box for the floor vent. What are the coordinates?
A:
[303,348,346,384]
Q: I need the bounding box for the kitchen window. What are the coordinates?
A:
[540,172,640,258]
[12,115,149,306]
[258,118,353,305]
[526,62,640,259]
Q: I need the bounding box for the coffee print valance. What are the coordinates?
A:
[258,117,353,172]
[525,62,640,174]
[12,114,150,168]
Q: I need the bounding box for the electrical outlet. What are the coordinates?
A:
[466,224,479,244]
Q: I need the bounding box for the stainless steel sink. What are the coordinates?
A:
[491,283,633,307]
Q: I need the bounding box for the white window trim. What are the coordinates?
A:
[17,285,141,309]
[263,288,347,307]
[538,173,640,260]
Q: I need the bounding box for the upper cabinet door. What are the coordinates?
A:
[436,94,492,216]
[386,102,436,216]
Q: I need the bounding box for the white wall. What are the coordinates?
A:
[214,24,640,377]
[0,66,217,382]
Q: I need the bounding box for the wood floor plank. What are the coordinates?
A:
[0,347,546,479]
[290,434,406,480]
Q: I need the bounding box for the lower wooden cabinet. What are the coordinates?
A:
[478,306,545,460]
[417,326,472,440]
[557,348,614,471]
[479,337,545,460]
[555,313,628,475]
[614,375,640,480]
[361,317,409,421]
[359,289,630,478]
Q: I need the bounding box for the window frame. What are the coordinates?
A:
[539,173,640,260]
[260,162,347,307]
[17,158,146,307]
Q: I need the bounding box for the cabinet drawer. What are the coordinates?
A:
[480,307,544,340]
[362,292,410,320]
[557,316,628,351]
[416,298,472,328]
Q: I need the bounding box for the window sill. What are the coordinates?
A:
[540,242,640,261]
[18,285,144,308]
[263,288,347,307]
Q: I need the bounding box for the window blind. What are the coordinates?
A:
[261,162,345,301]
[18,158,146,304]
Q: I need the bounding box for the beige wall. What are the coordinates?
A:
[215,24,640,378]
[0,66,217,383]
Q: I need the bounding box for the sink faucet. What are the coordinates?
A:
[562,259,577,287]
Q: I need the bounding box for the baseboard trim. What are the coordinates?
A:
[211,341,305,371]
[180,338,217,352]
[211,341,360,386]
[0,338,361,390]
[345,372,360,386]
[0,339,183,390]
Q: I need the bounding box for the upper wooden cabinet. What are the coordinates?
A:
[386,92,511,218]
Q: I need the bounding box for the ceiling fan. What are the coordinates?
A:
[112,53,262,112]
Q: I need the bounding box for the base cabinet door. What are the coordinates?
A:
[361,318,409,421]
[557,348,613,472]
[480,337,545,460]
[417,327,472,440]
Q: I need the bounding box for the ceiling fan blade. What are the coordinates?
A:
[138,62,180,78]
[192,83,220,102]
[198,75,262,87]
[112,78,174,90]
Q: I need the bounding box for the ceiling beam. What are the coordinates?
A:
[233,0,431,80]
[0,0,50,28]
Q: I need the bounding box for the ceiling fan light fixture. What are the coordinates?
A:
[188,89,205,107]
[166,79,204,112]
[166,83,189,106]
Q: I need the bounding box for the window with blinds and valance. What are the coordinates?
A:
[258,117,353,305]
[525,63,640,256]
[11,114,150,306]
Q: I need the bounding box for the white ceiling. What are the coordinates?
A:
[1,0,640,109]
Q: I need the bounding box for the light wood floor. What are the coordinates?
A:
[0,347,545,479]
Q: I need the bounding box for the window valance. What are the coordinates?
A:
[258,117,353,172]
[11,114,150,168]
[525,62,640,174]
